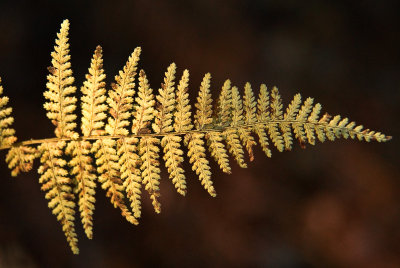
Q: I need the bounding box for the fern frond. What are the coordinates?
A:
[243,82,257,125]
[44,19,78,139]
[6,146,37,176]
[38,141,78,254]
[132,70,155,134]
[174,69,192,132]
[0,78,17,148]
[0,19,392,255]
[206,131,231,174]
[153,63,176,134]
[293,97,314,144]
[217,79,232,125]
[194,73,213,130]
[81,46,107,137]
[117,137,142,219]
[304,103,322,145]
[65,140,96,239]
[224,128,247,168]
[268,87,285,151]
[186,133,216,197]
[255,84,272,157]
[139,136,161,213]
[242,83,258,161]
[106,47,141,136]
[281,93,302,149]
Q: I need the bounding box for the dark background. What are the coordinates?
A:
[0,0,399,267]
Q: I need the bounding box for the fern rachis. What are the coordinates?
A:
[0,20,391,254]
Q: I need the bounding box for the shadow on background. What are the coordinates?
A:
[0,0,399,267]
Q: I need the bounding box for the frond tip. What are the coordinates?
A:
[0,19,391,255]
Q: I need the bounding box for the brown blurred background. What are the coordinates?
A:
[0,0,399,267]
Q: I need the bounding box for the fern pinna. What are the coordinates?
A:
[0,20,391,254]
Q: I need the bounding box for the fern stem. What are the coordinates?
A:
[1,119,391,151]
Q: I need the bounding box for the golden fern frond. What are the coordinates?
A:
[255,84,272,157]
[242,83,258,161]
[232,85,257,162]
[186,133,216,196]
[174,70,192,132]
[268,87,285,152]
[66,140,96,239]
[81,46,107,137]
[38,141,78,254]
[217,80,232,125]
[6,146,37,176]
[118,137,141,218]
[44,19,78,139]
[304,103,322,145]
[292,97,314,145]
[0,78,17,148]
[139,136,161,212]
[0,20,392,255]
[106,47,141,136]
[281,93,302,149]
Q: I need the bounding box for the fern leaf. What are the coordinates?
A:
[217,79,232,125]
[304,103,322,145]
[224,128,247,168]
[255,84,272,157]
[186,133,216,197]
[194,73,213,130]
[139,136,161,213]
[153,63,176,134]
[293,97,314,144]
[38,141,78,254]
[281,93,302,149]
[0,19,392,255]
[92,138,137,224]
[232,85,256,161]
[117,137,142,219]
[0,78,17,148]
[268,87,285,151]
[206,132,231,174]
[81,46,107,137]
[106,47,141,136]
[66,140,96,239]
[243,83,257,124]
[174,69,192,132]
[132,70,155,135]
[44,20,78,139]
[6,146,37,177]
